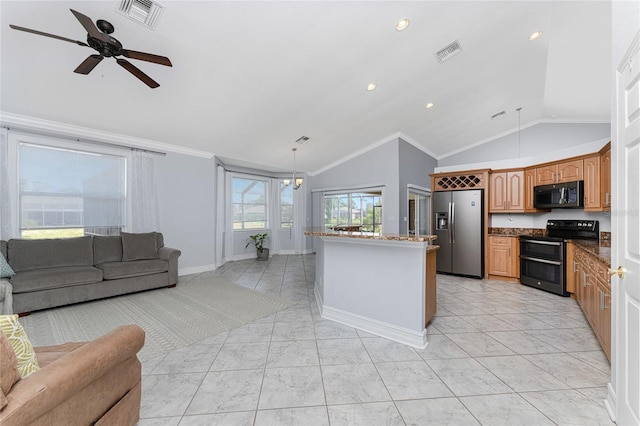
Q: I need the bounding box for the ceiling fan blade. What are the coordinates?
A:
[74,55,104,74]
[9,24,88,46]
[70,9,102,39]
[122,50,173,67]
[116,58,160,88]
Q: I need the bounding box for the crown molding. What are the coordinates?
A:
[0,112,215,159]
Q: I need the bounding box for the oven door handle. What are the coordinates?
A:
[522,240,563,247]
[521,256,563,266]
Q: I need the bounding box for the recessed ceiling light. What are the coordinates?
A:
[425,102,434,109]
[528,31,543,41]
[396,18,410,31]
[367,83,377,91]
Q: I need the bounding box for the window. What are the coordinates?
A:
[233,177,267,230]
[19,143,126,239]
[280,181,293,228]
[324,191,382,232]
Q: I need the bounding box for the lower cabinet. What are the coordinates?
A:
[488,236,519,281]
[569,244,611,361]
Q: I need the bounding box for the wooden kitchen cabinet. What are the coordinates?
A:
[569,244,611,361]
[597,278,611,361]
[583,155,601,211]
[489,170,525,212]
[536,159,584,185]
[488,236,519,281]
[600,143,611,210]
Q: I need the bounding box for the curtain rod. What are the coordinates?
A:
[2,125,166,156]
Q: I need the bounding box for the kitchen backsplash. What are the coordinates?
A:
[488,228,612,247]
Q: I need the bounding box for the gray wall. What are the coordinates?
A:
[156,152,216,273]
[398,139,438,234]
[309,138,401,233]
[438,123,611,167]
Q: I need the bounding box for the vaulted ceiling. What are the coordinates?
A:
[0,1,611,173]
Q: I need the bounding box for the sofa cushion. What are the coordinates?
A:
[7,236,93,272]
[97,260,168,280]
[93,235,123,264]
[10,266,103,294]
[0,253,14,278]
[121,232,158,261]
[0,314,39,378]
[0,328,20,403]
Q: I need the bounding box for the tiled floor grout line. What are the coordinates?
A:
[137,255,613,425]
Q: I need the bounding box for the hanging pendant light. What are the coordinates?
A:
[284,147,303,190]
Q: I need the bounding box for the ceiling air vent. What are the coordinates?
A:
[491,110,507,120]
[295,136,311,145]
[117,0,165,30]
[435,40,463,63]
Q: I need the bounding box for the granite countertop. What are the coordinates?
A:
[304,228,438,244]
[569,239,611,266]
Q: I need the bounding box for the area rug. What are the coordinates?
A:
[19,277,294,361]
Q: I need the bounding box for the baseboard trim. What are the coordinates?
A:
[321,305,427,349]
[314,283,323,316]
[178,264,217,276]
[604,382,616,422]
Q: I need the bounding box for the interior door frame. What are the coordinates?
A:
[407,184,431,237]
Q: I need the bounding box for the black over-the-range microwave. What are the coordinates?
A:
[533,180,584,209]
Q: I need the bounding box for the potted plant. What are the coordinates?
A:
[246,233,269,260]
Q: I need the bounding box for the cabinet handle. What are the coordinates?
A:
[573,261,578,273]
[603,292,609,310]
[605,193,610,205]
[583,271,589,287]
[600,290,604,310]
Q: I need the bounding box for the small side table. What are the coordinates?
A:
[0,279,13,315]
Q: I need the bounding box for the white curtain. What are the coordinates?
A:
[130,150,160,232]
[0,129,13,240]
[215,165,226,266]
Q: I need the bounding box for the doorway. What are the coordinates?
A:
[408,187,430,237]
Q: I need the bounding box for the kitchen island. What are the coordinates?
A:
[305,229,438,348]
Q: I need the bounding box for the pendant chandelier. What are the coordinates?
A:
[283,147,303,190]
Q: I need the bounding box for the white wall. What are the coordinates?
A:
[309,138,401,233]
[155,152,216,274]
[398,139,437,234]
[438,122,611,168]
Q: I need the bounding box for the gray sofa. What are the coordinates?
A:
[0,232,181,315]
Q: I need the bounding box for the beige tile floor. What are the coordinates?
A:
[137,255,614,425]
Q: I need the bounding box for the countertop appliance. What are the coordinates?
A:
[533,180,584,209]
[520,219,599,296]
[433,189,484,278]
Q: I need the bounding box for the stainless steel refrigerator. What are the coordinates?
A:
[433,189,484,278]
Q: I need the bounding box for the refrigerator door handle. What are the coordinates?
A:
[450,201,455,244]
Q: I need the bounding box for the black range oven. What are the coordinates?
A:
[520,220,599,296]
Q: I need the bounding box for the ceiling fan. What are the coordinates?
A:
[10,9,172,88]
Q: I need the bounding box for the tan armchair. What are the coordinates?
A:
[0,325,145,426]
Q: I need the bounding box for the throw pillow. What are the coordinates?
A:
[0,253,15,278]
[121,232,158,262]
[0,315,40,378]
[0,330,21,403]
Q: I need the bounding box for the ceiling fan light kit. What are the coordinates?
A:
[10,8,172,88]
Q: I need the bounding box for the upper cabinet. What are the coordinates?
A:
[600,143,612,210]
[536,159,584,185]
[584,155,601,211]
[489,170,525,212]
[584,142,611,212]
